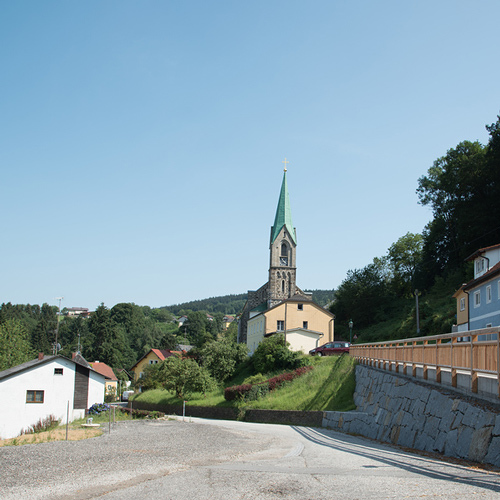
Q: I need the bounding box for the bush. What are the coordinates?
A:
[251,334,307,373]
[224,365,314,401]
[88,403,110,415]
[20,415,60,435]
[242,373,267,385]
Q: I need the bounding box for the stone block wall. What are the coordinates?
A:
[323,365,500,467]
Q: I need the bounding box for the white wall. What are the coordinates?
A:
[286,330,322,354]
[0,358,106,440]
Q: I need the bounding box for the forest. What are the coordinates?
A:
[330,114,500,342]
[1,114,499,376]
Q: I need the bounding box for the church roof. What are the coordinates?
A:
[271,170,297,245]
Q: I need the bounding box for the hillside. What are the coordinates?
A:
[133,355,356,412]
[163,289,335,316]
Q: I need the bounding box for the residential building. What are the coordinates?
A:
[89,361,118,400]
[454,243,500,337]
[247,296,335,354]
[0,353,105,440]
[130,349,180,382]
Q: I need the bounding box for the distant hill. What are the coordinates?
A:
[162,289,335,316]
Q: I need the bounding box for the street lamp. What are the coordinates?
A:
[348,319,353,344]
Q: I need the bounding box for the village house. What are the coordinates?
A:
[0,353,105,440]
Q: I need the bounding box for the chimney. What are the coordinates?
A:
[72,352,77,360]
[38,352,44,361]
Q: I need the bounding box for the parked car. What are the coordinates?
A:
[121,390,134,402]
[309,342,350,356]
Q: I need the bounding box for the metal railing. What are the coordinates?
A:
[350,327,500,399]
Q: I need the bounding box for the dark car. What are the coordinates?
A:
[309,342,350,356]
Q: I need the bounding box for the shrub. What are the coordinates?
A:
[224,365,314,401]
[20,415,60,435]
[242,373,267,385]
[251,334,306,373]
[120,407,165,419]
[88,403,110,415]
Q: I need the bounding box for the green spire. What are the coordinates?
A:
[271,170,296,244]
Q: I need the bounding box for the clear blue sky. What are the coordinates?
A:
[1,1,499,311]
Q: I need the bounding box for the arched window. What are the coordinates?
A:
[281,243,288,256]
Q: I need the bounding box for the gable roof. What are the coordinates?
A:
[270,170,297,245]
[463,261,500,291]
[465,243,500,261]
[250,296,335,320]
[130,349,180,371]
[0,354,104,383]
[89,361,117,381]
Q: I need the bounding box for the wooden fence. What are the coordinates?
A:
[349,327,500,399]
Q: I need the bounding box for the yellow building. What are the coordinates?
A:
[130,349,180,383]
[452,285,469,332]
[247,296,335,354]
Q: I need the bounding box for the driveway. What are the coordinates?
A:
[2,418,500,499]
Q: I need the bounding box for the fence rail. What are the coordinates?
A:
[349,327,500,399]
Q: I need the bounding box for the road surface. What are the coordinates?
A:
[2,417,500,499]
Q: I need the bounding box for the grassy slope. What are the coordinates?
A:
[134,355,356,412]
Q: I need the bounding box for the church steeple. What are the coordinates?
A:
[268,162,298,307]
[270,169,297,245]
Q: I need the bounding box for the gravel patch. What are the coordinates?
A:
[0,419,277,500]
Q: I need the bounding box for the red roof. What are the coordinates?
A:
[90,361,118,380]
[150,349,179,361]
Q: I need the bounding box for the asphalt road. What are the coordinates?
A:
[2,417,500,500]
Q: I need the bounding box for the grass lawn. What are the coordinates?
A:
[0,406,135,447]
[133,355,356,412]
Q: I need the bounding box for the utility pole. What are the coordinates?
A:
[415,289,420,335]
[54,297,63,354]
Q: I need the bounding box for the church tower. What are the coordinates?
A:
[237,160,309,345]
[268,166,297,308]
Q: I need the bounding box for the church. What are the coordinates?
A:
[238,162,335,354]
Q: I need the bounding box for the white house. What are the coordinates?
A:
[0,353,106,440]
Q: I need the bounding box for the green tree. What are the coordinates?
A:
[199,339,248,382]
[158,356,216,398]
[330,262,391,329]
[416,132,500,285]
[0,319,34,370]
[387,232,423,296]
[251,334,305,374]
[31,303,57,354]
[88,303,133,368]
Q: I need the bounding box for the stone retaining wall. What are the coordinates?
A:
[130,401,323,426]
[323,365,500,467]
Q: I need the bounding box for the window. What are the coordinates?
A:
[277,320,285,331]
[460,297,465,311]
[476,259,485,275]
[487,285,492,303]
[54,368,63,375]
[303,321,308,329]
[474,291,481,308]
[297,304,303,311]
[149,360,158,365]
[26,390,44,403]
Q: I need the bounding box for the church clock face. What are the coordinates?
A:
[280,257,288,266]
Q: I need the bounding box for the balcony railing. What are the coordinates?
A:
[349,328,500,400]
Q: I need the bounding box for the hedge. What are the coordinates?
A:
[224,365,313,401]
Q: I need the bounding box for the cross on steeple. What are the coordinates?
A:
[282,157,289,172]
